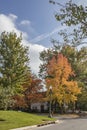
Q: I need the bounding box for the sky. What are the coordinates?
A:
[0,0,87,75]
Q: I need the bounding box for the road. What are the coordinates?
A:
[29,117,87,130]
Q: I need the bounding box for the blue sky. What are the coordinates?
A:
[0,0,86,74]
[0,0,60,47]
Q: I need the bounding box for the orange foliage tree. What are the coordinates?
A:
[24,75,44,110]
[46,53,81,106]
[13,74,44,111]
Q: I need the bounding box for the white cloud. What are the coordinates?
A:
[21,39,47,74]
[29,44,47,74]
[8,14,18,22]
[0,13,47,75]
[20,20,31,25]
[0,14,21,37]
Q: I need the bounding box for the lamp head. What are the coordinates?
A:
[49,86,52,90]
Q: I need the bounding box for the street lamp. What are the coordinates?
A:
[48,86,52,118]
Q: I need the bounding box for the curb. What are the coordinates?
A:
[37,121,55,127]
[11,125,37,130]
[11,120,60,130]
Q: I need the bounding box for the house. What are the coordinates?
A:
[31,101,48,113]
[30,91,49,112]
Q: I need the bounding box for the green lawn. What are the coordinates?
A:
[0,110,55,130]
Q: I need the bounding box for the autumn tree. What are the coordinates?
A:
[24,74,44,111]
[13,94,27,110]
[39,43,87,112]
[45,53,81,111]
[54,45,87,111]
[0,32,30,110]
[13,74,44,111]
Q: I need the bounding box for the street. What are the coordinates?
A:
[29,117,87,130]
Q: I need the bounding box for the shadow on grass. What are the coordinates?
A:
[0,118,6,122]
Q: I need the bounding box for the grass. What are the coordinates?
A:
[0,110,55,130]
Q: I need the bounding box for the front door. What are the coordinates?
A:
[41,105,44,113]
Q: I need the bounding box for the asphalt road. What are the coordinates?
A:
[30,117,87,130]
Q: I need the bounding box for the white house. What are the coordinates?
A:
[31,102,48,112]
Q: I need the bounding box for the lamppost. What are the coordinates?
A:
[48,86,52,118]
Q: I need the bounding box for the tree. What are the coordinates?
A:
[13,94,27,110]
[48,0,87,111]
[39,49,55,79]
[17,74,43,110]
[49,0,87,86]
[77,87,87,111]
[49,0,87,47]
[40,44,87,87]
[0,32,30,110]
[60,45,87,85]
[13,74,45,112]
[45,53,81,109]
[39,44,87,111]
[57,45,87,111]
